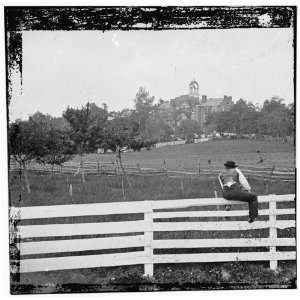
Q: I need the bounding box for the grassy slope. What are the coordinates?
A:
[79,139,295,171]
[10,139,295,207]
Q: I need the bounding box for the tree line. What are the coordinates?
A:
[9,87,160,191]
[205,97,294,139]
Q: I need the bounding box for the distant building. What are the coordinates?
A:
[157,80,233,131]
[195,94,233,129]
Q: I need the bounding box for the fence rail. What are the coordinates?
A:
[10,194,296,275]
[9,159,295,181]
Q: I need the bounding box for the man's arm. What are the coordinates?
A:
[236,168,251,191]
[218,173,224,189]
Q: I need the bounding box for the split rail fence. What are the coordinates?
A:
[10,194,296,276]
[9,159,295,182]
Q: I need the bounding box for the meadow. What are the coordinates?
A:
[9,139,295,207]
[82,139,295,172]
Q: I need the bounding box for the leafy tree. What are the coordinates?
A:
[145,114,173,142]
[8,119,43,193]
[103,115,139,191]
[177,119,200,140]
[258,97,293,137]
[104,116,139,152]
[134,87,155,135]
[63,102,108,182]
[288,103,295,143]
[240,111,260,134]
[205,111,234,134]
[31,111,70,131]
[206,99,262,135]
[35,126,74,176]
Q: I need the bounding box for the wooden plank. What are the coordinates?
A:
[152,238,295,249]
[12,201,152,220]
[153,220,295,232]
[144,201,154,276]
[19,220,150,238]
[20,251,150,273]
[152,195,295,210]
[20,235,147,255]
[153,251,296,264]
[11,195,295,221]
[269,200,278,270]
[154,208,295,219]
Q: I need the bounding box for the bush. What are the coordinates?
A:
[153,263,296,289]
[103,263,296,291]
[104,267,153,291]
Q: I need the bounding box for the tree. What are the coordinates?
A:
[240,111,260,134]
[205,111,235,134]
[205,99,260,135]
[288,103,295,143]
[258,97,292,137]
[144,114,173,142]
[63,102,108,182]
[35,126,74,176]
[104,116,139,152]
[8,119,42,193]
[134,87,155,135]
[230,99,254,134]
[103,115,140,193]
[30,111,70,131]
[177,119,200,140]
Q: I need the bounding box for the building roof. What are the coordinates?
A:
[171,94,199,106]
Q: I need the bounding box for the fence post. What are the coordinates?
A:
[144,201,153,277]
[69,183,73,197]
[163,160,168,177]
[137,163,142,173]
[269,198,278,270]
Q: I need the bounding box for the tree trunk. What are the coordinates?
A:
[80,154,86,183]
[121,175,126,201]
[51,165,54,178]
[116,147,132,188]
[23,163,31,194]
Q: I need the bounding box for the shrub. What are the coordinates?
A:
[104,267,153,291]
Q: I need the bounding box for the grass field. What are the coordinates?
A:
[9,139,295,207]
[10,172,295,207]
[81,139,295,171]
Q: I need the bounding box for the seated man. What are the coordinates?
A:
[219,161,258,223]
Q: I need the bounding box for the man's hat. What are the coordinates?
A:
[224,161,238,168]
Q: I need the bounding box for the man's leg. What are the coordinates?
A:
[223,185,258,220]
[248,194,258,220]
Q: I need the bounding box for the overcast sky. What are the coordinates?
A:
[10,28,294,120]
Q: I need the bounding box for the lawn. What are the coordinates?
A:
[80,139,295,171]
[9,138,295,207]
[9,171,295,207]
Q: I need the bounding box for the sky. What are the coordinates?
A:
[10,28,294,120]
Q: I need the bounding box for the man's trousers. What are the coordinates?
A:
[222,183,258,219]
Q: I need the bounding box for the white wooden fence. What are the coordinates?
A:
[10,194,296,276]
[155,140,186,148]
